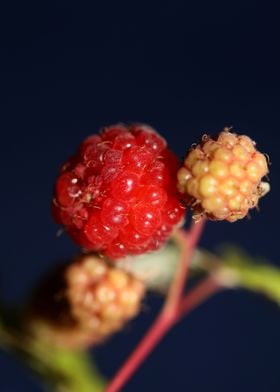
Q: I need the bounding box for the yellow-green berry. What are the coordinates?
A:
[177,129,269,222]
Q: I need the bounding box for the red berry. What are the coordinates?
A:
[131,124,166,153]
[113,132,136,150]
[141,161,170,187]
[52,124,185,258]
[140,185,167,207]
[101,198,129,227]
[162,197,186,226]
[122,146,155,173]
[56,173,80,207]
[112,171,140,200]
[105,240,128,259]
[84,212,118,247]
[119,224,149,246]
[131,203,162,235]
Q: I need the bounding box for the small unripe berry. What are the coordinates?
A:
[177,129,269,222]
[28,254,145,348]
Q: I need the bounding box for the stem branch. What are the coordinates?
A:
[175,276,222,324]
[164,219,206,315]
[106,312,172,392]
[106,219,207,392]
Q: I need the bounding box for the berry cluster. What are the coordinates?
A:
[177,129,269,222]
[29,254,145,348]
[53,124,185,259]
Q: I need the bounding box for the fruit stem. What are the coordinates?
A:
[105,311,172,392]
[106,219,207,392]
[164,219,206,317]
[106,276,220,392]
[175,276,222,324]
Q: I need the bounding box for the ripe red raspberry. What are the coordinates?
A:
[28,254,145,349]
[52,124,185,258]
[177,128,269,222]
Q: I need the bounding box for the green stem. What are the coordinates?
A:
[192,247,280,306]
[0,310,105,392]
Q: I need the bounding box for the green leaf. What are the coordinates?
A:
[218,247,280,305]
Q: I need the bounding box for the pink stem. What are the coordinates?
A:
[175,276,222,324]
[164,219,206,316]
[106,277,220,392]
[106,312,173,392]
[106,220,207,392]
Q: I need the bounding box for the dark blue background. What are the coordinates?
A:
[0,1,279,390]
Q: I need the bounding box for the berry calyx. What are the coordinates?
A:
[53,124,185,258]
[177,128,269,222]
[28,254,145,349]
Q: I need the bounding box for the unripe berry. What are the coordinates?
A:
[177,129,269,222]
[28,254,145,349]
[52,124,185,259]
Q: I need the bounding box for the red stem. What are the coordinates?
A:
[164,219,206,315]
[175,276,222,324]
[106,277,220,392]
[106,220,207,392]
[106,312,173,392]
